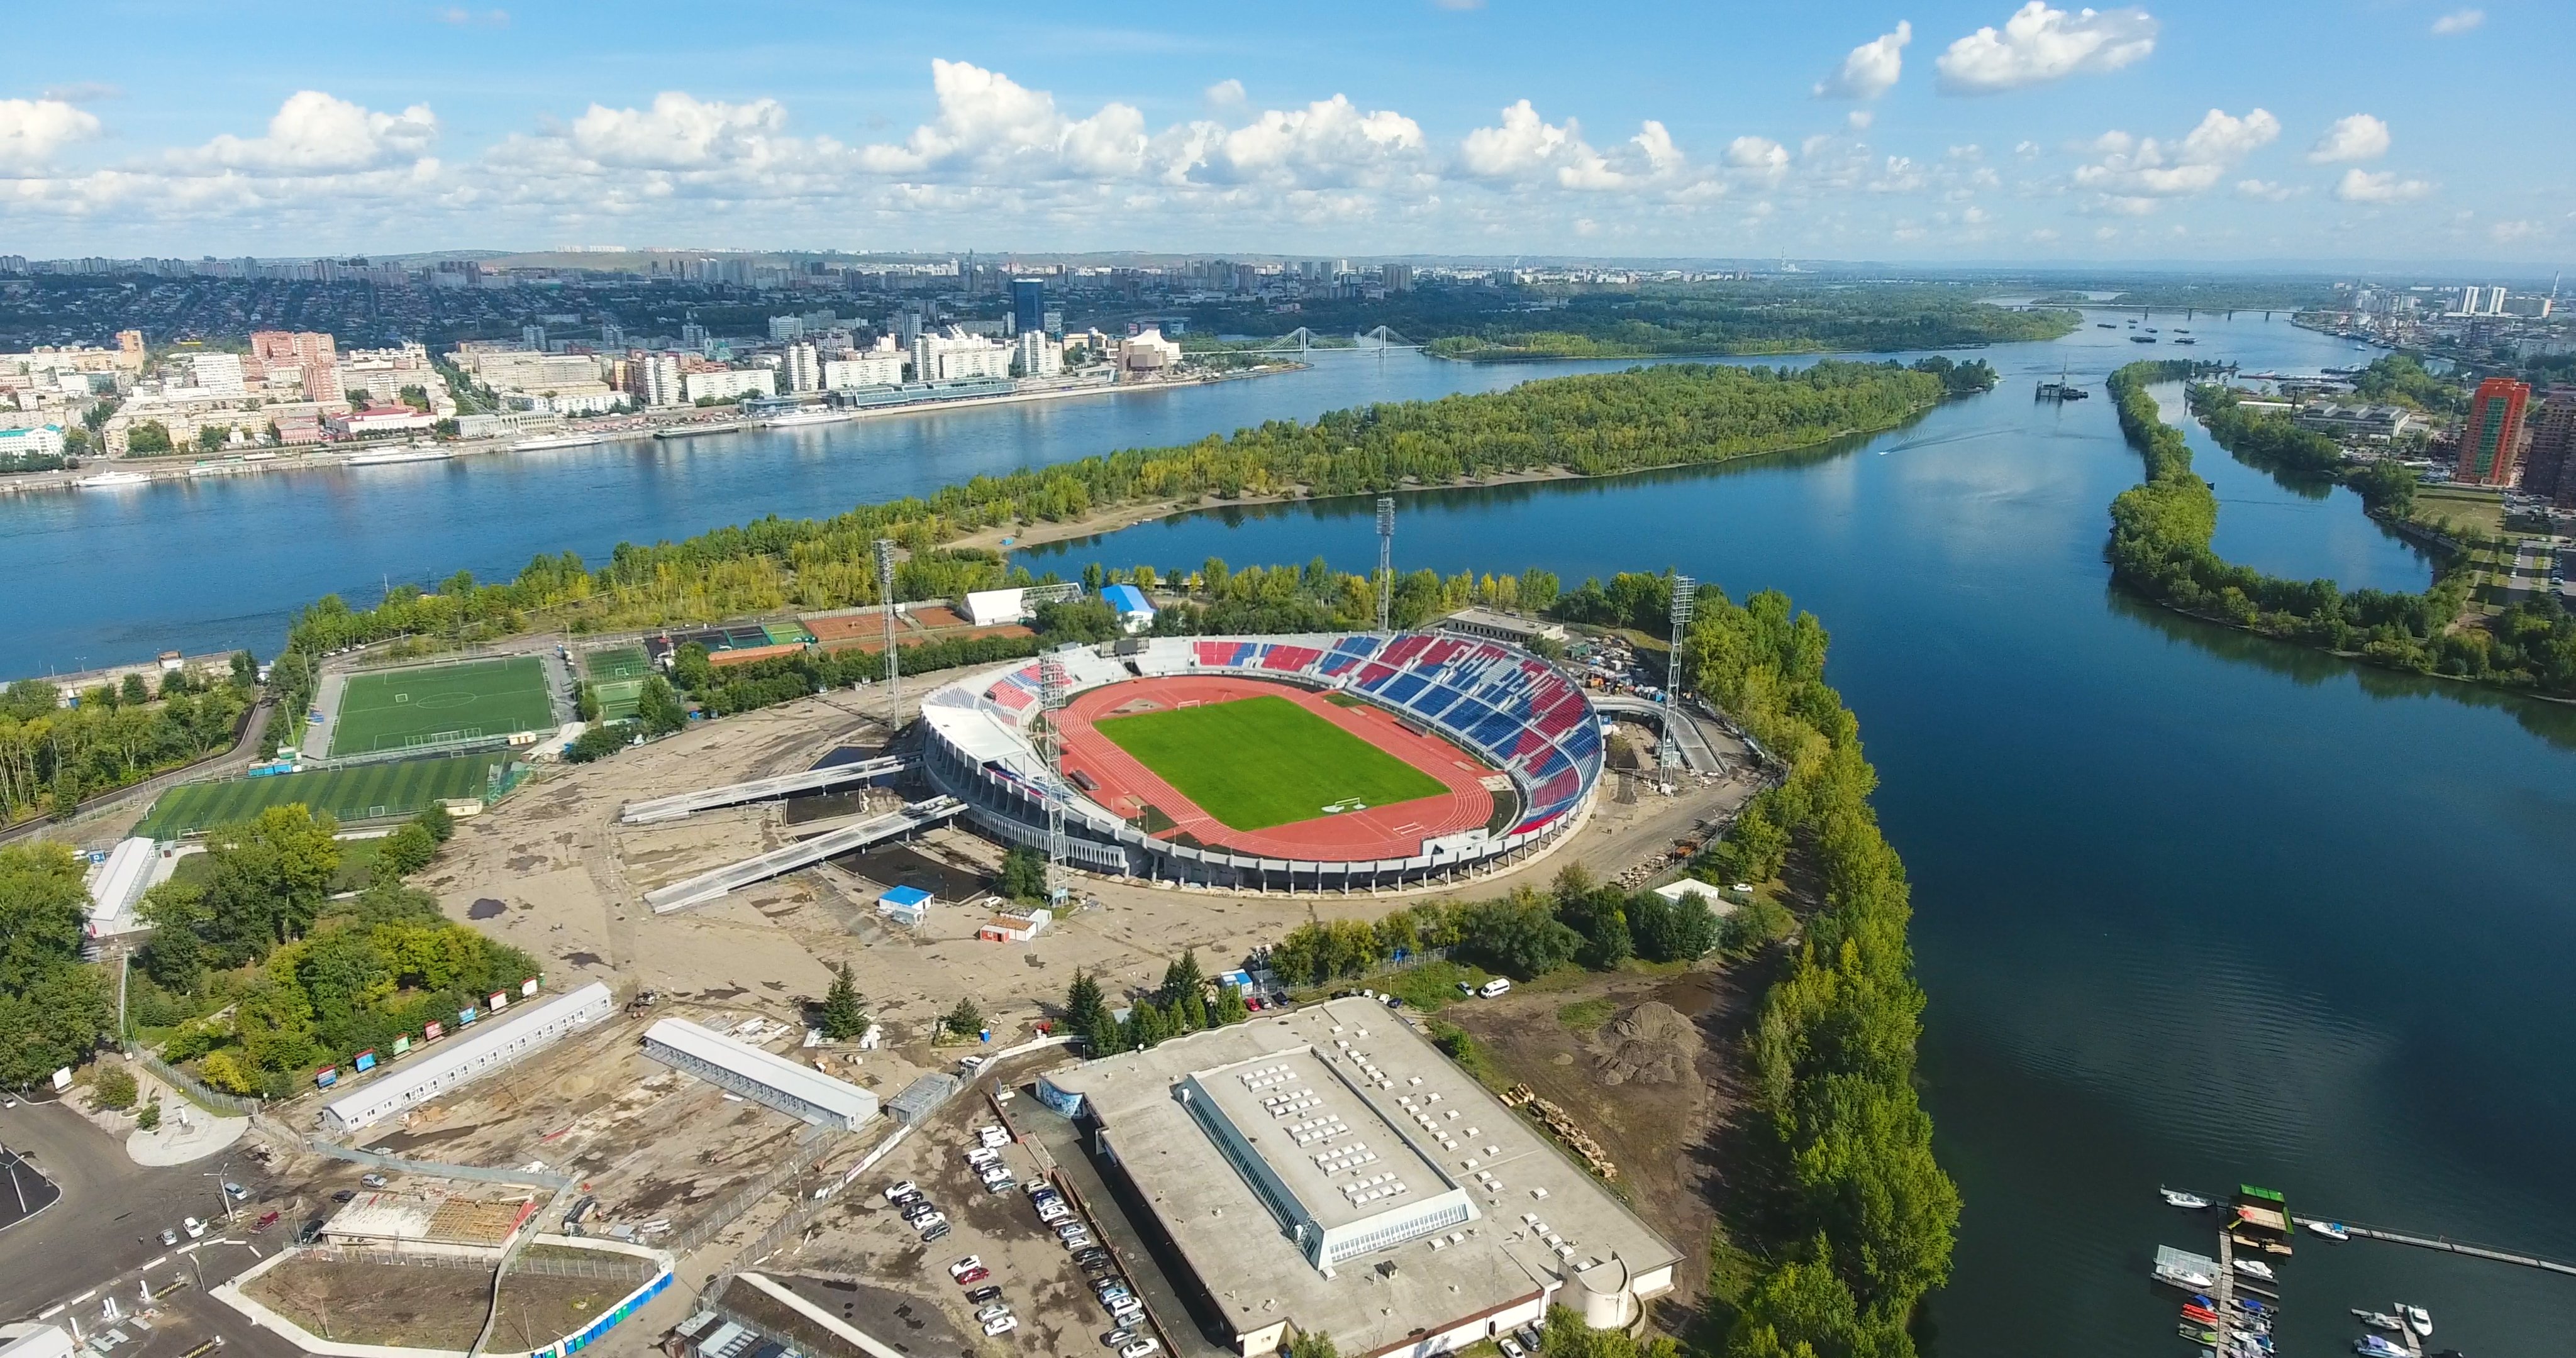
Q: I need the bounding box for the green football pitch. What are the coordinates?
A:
[582,646,652,722]
[1092,695,1448,832]
[328,656,555,756]
[136,754,502,839]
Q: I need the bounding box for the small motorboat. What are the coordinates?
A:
[2163,1188,2214,1210]
[2355,1335,2409,1358]
[2303,1218,2352,1242]
[2400,1304,2432,1339]
[2233,1257,2276,1282]
[2182,1322,2221,1346]
[2353,1310,2404,1332]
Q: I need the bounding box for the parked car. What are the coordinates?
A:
[984,1176,1017,1195]
[974,1305,1011,1324]
[920,1220,951,1243]
[964,1286,1002,1305]
[1499,1338,1525,1358]
[1102,1329,1136,1349]
[221,1182,248,1200]
[913,1212,948,1235]
[297,1219,325,1245]
[1477,978,1513,999]
[947,1256,984,1279]
[953,1266,990,1286]
[1120,1340,1161,1358]
[330,1190,356,1204]
[252,1210,280,1232]
[981,1314,1017,1337]
[1516,1325,1543,1351]
[1062,1233,1096,1251]
[360,1173,388,1188]
[159,1227,179,1247]
[182,1217,206,1239]
[885,1182,918,1203]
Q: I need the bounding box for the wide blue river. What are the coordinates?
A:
[7,317,2572,1353]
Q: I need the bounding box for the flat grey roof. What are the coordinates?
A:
[1046,997,1680,1354]
[1189,1046,1457,1232]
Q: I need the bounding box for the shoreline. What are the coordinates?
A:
[0,364,1305,500]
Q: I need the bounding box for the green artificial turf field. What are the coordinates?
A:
[582,646,652,721]
[1093,694,1448,831]
[328,656,555,756]
[136,754,502,839]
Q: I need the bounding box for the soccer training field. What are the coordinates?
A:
[328,656,556,756]
[581,645,652,722]
[1093,694,1449,831]
[136,754,504,839]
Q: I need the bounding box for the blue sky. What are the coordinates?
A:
[2,1,2567,264]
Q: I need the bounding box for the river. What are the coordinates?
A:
[9,316,2574,1352]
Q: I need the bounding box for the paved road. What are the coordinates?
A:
[0,1099,267,1322]
[0,1142,65,1230]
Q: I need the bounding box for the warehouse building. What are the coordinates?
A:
[1038,996,1678,1358]
[642,1018,879,1132]
[319,982,615,1137]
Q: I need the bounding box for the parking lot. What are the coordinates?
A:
[753,1071,1194,1358]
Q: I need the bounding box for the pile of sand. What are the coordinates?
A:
[1591,1000,1699,1086]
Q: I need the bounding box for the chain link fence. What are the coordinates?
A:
[130,1049,262,1117]
[309,1245,657,1284]
[669,1127,847,1256]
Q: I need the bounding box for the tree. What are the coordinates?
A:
[94,1064,138,1110]
[943,997,984,1041]
[1084,1005,1125,1057]
[819,963,869,1040]
[1460,891,1582,977]
[1634,888,1724,963]
[1063,969,1106,1037]
[1212,984,1250,1025]
[127,421,174,455]
[197,1049,257,1095]
[374,822,438,880]
[996,846,1050,903]
[575,683,601,723]
[566,722,633,763]
[120,673,150,706]
[0,844,92,993]
[1718,897,1793,958]
[1288,1332,1339,1358]
[196,425,230,453]
[636,676,688,736]
[135,1098,160,1132]
[415,802,455,844]
[230,651,259,689]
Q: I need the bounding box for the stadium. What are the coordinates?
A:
[919,632,1605,891]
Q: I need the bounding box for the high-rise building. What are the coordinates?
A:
[786,342,821,394]
[633,355,682,408]
[601,321,625,348]
[2455,377,2532,487]
[2519,385,2576,505]
[769,315,805,341]
[521,324,547,348]
[1011,280,1045,341]
[1381,263,1414,292]
[1016,331,1061,378]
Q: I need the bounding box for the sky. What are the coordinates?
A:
[1,0,2568,265]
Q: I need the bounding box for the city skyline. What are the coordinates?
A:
[3,1,2568,263]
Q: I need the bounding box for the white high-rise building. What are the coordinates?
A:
[1016,331,1062,378]
[637,355,682,407]
[191,352,245,395]
[769,315,805,341]
[786,342,821,394]
[824,354,906,390]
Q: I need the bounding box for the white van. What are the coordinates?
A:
[1477,978,1513,999]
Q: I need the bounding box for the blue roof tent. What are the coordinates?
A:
[1101,584,1155,631]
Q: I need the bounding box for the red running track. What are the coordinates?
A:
[1055,675,1496,862]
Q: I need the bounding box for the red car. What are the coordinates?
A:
[253,1210,281,1232]
[955,1266,990,1286]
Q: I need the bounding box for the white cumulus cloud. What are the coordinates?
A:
[1814,22,1913,99]
[194,91,437,172]
[2335,168,2431,203]
[571,92,790,170]
[2431,8,2484,35]
[858,59,1146,178]
[1213,95,1425,186]
[1936,3,2159,94]
[1459,99,1574,177]
[0,98,103,170]
[2074,107,2276,197]
[2307,113,2389,163]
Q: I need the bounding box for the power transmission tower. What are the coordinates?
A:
[1036,651,1070,900]
[1660,575,1697,770]
[874,539,900,721]
[1375,496,1396,632]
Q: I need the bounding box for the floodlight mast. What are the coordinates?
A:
[875,539,901,718]
[1036,652,1071,899]
[1660,575,1697,769]
[1375,496,1396,632]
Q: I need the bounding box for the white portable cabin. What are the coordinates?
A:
[641,1018,879,1131]
[319,981,614,1137]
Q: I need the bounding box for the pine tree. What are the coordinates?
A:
[1213,985,1250,1026]
[1064,969,1106,1035]
[944,997,984,1042]
[1085,1007,1125,1057]
[819,963,868,1040]
[1160,949,1204,1007]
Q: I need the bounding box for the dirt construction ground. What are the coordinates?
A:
[245,1254,633,1351]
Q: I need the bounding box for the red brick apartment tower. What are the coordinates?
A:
[2455,377,2531,486]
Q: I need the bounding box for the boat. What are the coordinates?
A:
[2181,1323,2221,1346]
[2162,1188,2214,1210]
[75,470,150,488]
[513,433,604,451]
[2400,1304,2431,1338]
[2232,1257,2275,1282]
[2174,338,2199,345]
[762,407,852,429]
[2302,1218,2351,1242]
[654,421,747,439]
[2097,322,2118,329]
[2131,335,2159,343]
[2183,1303,2219,1324]
[2355,1335,2409,1358]
[2353,1310,2404,1332]
[344,445,453,467]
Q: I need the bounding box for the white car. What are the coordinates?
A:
[1063,1233,1096,1251]
[947,1256,983,1279]
[182,1217,206,1239]
[982,1315,1019,1337]
[1121,1340,1161,1358]
[974,1305,1012,1323]
[886,1182,919,1204]
[913,1212,948,1235]
[1499,1338,1526,1358]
